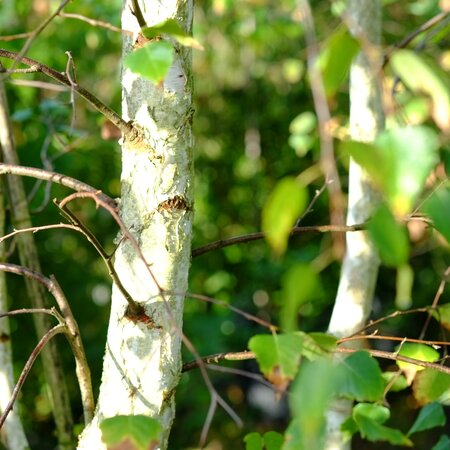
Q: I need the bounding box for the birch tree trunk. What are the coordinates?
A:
[78,1,194,449]
[326,1,384,449]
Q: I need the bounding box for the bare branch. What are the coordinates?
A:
[0,49,140,143]
[0,263,95,423]
[297,0,345,257]
[183,351,255,372]
[185,291,276,330]
[192,223,366,257]
[58,12,133,35]
[384,11,450,65]
[0,163,116,207]
[0,324,66,430]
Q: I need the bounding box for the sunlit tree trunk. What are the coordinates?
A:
[326,1,384,449]
[77,1,194,449]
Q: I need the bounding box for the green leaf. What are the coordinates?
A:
[248,333,304,388]
[280,264,320,331]
[282,420,303,450]
[413,369,450,405]
[408,403,446,436]
[124,41,174,84]
[395,264,414,309]
[288,359,337,450]
[391,49,450,132]
[318,26,360,97]
[300,332,337,361]
[307,333,338,353]
[262,177,308,255]
[337,351,384,402]
[345,126,439,216]
[423,187,450,244]
[244,432,263,450]
[375,126,439,215]
[341,416,359,441]
[142,19,203,50]
[382,371,409,392]
[368,204,409,267]
[263,431,284,450]
[397,343,440,376]
[289,112,317,135]
[353,403,390,424]
[100,415,160,450]
[432,435,450,450]
[353,403,413,446]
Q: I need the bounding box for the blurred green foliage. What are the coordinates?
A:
[0,0,449,449]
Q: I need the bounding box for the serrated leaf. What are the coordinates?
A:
[432,435,450,450]
[391,49,450,132]
[142,19,203,49]
[100,415,160,450]
[413,369,450,405]
[423,187,450,244]
[345,126,439,216]
[337,351,384,402]
[248,333,304,389]
[353,404,413,446]
[318,26,360,97]
[368,204,409,267]
[124,41,174,83]
[262,177,308,255]
[408,403,446,436]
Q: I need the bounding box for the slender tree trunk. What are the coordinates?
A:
[0,68,73,449]
[78,1,194,449]
[0,187,29,450]
[326,1,384,449]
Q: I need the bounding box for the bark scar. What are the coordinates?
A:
[157,195,192,212]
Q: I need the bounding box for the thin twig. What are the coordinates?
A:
[0,307,61,320]
[0,324,66,430]
[0,163,116,207]
[0,263,95,423]
[383,11,450,65]
[297,0,345,257]
[58,12,133,35]
[5,0,71,76]
[346,307,430,338]
[55,200,137,311]
[336,347,450,375]
[183,351,255,372]
[184,292,276,330]
[0,49,140,143]
[339,333,450,347]
[0,223,81,244]
[6,79,68,91]
[419,266,450,340]
[192,223,366,257]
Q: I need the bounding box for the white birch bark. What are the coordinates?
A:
[325,1,384,449]
[77,1,194,449]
